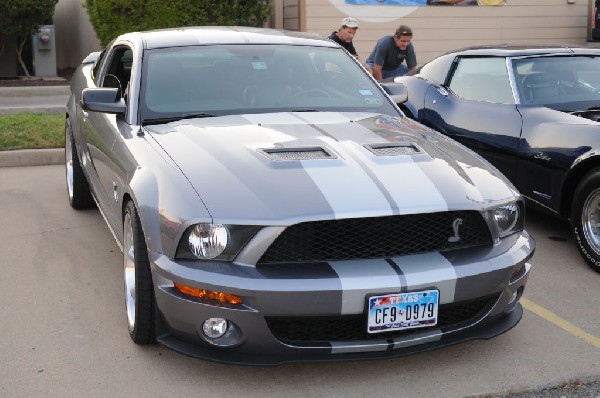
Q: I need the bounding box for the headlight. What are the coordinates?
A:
[492,202,523,238]
[176,224,261,261]
[188,224,228,259]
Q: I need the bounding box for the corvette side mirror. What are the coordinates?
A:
[379,82,408,104]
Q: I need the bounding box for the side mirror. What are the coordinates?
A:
[379,82,408,104]
[80,88,126,114]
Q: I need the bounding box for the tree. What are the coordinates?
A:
[0,0,58,78]
[86,0,271,47]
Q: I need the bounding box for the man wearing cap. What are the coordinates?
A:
[366,25,417,80]
[329,17,360,59]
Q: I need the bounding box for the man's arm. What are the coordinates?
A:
[372,64,383,80]
[406,44,417,72]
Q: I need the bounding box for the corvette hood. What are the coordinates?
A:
[145,112,518,224]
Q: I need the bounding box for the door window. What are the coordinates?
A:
[448,57,514,104]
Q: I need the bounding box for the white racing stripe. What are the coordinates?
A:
[300,155,393,219]
[331,340,389,354]
[393,329,442,349]
[330,259,402,315]
[342,142,449,214]
[391,252,458,304]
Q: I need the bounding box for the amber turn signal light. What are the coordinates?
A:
[174,282,242,305]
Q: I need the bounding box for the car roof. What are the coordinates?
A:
[116,26,336,50]
[442,44,600,57]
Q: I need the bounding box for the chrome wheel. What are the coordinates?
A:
[123,211,136,333]
[581,188,600,256]
[65,125,74,202]
[122,201,156,343]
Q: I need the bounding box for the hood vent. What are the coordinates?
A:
[365,143,422,157]
[259,147,335,161]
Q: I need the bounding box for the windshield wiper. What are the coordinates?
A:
[142,112,215,125]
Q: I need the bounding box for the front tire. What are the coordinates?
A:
[571,169,600,273]
[123,201,156,344]
[65,119,94,209]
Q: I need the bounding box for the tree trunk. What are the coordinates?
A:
[15,35,30,79]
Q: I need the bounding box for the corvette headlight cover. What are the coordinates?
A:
[492,202,523,238]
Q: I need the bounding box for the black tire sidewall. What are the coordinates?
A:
[66,119,95,209]
[571,170,600,273]
[124,201,156,344]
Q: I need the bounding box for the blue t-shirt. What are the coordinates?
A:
[366,35,417,71]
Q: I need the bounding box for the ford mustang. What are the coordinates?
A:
[65,27,534,365]
[395,45,600,273]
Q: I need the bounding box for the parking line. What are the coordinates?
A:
[521,297,600,349]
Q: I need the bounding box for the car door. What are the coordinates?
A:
[420,56,523,183]
[79,44,133,231]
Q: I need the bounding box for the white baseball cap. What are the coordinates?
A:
[342,17,359,28]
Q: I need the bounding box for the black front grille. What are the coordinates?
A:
[258,211,492,265]
[266,295,497,344]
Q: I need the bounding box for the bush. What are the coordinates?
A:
[0,0,58,77]
[86,0,272,46]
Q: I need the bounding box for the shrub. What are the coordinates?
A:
[86,0,272,46]
[0,0,58,77]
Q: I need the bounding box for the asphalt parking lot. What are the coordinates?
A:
[1,163,599,398]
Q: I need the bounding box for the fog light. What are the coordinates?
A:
[203,318,228,339]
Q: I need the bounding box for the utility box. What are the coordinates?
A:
[32,25,57,77]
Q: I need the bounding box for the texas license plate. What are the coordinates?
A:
[367,290,439,333]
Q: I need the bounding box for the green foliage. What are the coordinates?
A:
[0,0,57,40]
[0,0,58,76]
[86,0,272,47]
[0,113,64,150]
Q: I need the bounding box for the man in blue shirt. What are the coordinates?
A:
[366,25,417,80]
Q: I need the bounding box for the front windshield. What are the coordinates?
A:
[140,44,400,123]
[512,55,600,107]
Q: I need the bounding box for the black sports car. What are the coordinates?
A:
[395,45,600,272]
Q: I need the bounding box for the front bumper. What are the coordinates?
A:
[149,231,534,365]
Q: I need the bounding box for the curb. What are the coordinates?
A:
[0,106,66,115]
[0,86,69,166]
[0,86,70,96]
[0,85,70,115]
[0,148,64,167]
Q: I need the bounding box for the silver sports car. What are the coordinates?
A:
[65,26,534,365]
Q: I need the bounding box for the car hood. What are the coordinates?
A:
[145,112,517,224]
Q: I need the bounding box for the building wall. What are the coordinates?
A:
[302,0,592,65]
[50,0,594,70]
[54,0,101,70]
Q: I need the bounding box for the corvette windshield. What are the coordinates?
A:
[140,45,400,123]
[512,55,600,106]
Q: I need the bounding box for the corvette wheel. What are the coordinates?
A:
[65,119,94,209]
[123,201,156,344]
[572,169,600,273]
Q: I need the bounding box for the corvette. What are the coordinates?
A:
[395,45,600,272]
[65,27,534,365]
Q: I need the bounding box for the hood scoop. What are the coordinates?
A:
[364,143,422,157]
[259,146,336,161]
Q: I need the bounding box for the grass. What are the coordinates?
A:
[0,113,64,151]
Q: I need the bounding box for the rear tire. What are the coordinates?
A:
[123,201,156,344]
[65,119,94,209]
[571,169,600,273]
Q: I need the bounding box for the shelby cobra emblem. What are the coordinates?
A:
[448,218,463,243]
